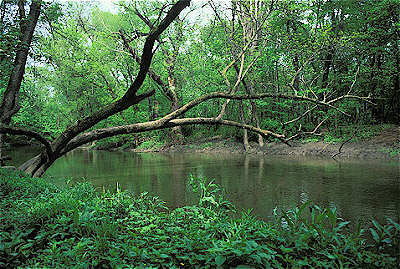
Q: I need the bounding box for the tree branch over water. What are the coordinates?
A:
[59,91,371,155]
[16,0,191,177]
[0,123,52,157]
[0,0,380,179]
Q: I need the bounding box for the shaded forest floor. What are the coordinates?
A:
[133,125,400,159]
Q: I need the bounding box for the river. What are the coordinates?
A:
[5,147,400,223]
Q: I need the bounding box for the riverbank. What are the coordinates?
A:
[1,169,399,268]
[129,125,400,159]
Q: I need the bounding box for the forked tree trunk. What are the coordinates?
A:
[119,29,184,144]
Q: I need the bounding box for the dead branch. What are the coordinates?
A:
[0,123,52,156]
[60,89,370,155]
[332,135,353,159]
[283,105,318,126]
[286,119,326,141]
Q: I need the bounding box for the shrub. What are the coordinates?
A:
[1,169,399,268]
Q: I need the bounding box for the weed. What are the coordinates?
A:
[1,169,399,268]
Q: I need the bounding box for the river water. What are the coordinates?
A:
[5,147,400,223]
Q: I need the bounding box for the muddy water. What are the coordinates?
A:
[6,147,400,223]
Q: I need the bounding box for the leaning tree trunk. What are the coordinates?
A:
[18,0,190,177]
[0,0,41,165]
[119,29,184,144]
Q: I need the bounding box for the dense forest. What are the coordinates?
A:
[1,1,400,267]
[0,0,399,175]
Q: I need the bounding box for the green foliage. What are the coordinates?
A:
[188,174,235,213]
[328,124,390,142]
[137,140,165,150]
[323,134,341,144]
[190,142,214,149]
[1,169,399,268]
[379,147,400,157]
[3,0,397,150]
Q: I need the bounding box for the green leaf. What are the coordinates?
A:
[369,228,380,242]
[250,254,262,263]
[372,220,383,231]
[279,246,294,253]
[215,255,226,266]
[388,218,400,232]
[325,208,337,227]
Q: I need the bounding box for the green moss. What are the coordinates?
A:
[1,169,399,268]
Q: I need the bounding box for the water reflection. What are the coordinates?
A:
[6,147,399,223]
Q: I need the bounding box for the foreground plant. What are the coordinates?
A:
[1,169,399,268]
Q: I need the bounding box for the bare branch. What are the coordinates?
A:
[166,91,357,123]
[332,132,355,159]
[327,94,375,106]
[286,119,326,141]
[60,90,371,155]
[347,66,360,95]
[283,105,318,126]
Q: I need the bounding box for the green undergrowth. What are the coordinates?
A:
[321,124,392,143]
[1,169,399,268]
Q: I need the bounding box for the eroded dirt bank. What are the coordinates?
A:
[132,126,400,159]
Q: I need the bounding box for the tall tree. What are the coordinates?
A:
[0,0,373,177]
[0,0,41,163]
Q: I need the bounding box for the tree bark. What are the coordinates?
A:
[119,29,184,143]
[321,45,334,89]
[0,0,41,165]
[14,90,367,176]
[239,101,251,151]
[234,0,266,147]
[19,0,191,177]
[0,0,41,123]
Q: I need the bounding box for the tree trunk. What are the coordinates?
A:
[119,29,184,144]
[321,46,333,89]
[239,101,251,151]
[18,0,191,177]
[0,0,41,166]
[166,58,184,144]
[236,0,265,147]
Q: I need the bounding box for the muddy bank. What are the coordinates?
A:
[131,126,400,159]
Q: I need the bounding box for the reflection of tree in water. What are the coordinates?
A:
[170,155,186,209]
[82,149,93,165]
[150,174,159,194]
[29,148,399,224]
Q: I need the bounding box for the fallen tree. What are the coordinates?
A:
[0,0,372,177]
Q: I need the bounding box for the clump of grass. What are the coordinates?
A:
[1,169,399,268]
